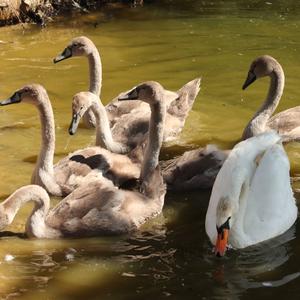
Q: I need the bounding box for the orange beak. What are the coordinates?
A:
[214,229,229,257]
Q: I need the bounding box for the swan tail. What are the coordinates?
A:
[167,78,201,119]
[177,77,201,106]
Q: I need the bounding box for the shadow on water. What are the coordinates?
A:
[0,231,26,238]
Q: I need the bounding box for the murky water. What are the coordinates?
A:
[1,0,300,298]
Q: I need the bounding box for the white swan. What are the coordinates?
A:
[0,84,140,197]
[0,82,167,238]
[205,131,297,256]
[54,36,201,141]
[242,55,300,141]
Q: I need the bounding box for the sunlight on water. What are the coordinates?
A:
[0,1,300,298]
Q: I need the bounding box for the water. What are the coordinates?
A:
[0,0,300,298]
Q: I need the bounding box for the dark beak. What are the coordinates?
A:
[118,88,138,101]
[0,92,21,106]
[53,47,72,63]
[242,71,257,90]
[69,113,80,135]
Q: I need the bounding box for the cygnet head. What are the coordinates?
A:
[0,84,47,106]
[214,196,237,257]
[53,36,95,63]
[242,55,281,90]
[118,81,165,105]
[69,91,97,135]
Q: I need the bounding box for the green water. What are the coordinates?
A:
[1,1,300,298]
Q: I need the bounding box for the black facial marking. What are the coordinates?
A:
[216,216,231,235]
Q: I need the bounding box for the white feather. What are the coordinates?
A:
[205,131,297,249]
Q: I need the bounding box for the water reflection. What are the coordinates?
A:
[203,225,296,298]
[1,0,300,298]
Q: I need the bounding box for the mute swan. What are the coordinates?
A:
[53,36,201,138]
[0,82,167,238]
[205,131,297,256]
[242,55,300,141]
[0,84,141,197]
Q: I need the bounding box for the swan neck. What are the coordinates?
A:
[36,96,56,175]
[88,49,102,96]
[232,181,249,230]
[243,67,284,138]
[1,186,50,237]
[140,101,166,181]
[258,68,284,118]
[91,101,129,154]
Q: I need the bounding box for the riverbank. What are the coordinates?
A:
[0,0,143,26]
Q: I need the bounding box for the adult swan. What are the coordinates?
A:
[205,131,297,256]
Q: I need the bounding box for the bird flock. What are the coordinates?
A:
[0,36,299,257]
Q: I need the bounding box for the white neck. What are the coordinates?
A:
[229,173,251,247]
[242,66,285,139]
[91,100,130,154]
[140,101,166,181]
[1,185,61,238]
[88,47,102,96]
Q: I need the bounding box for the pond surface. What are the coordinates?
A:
[1,0,300,299]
